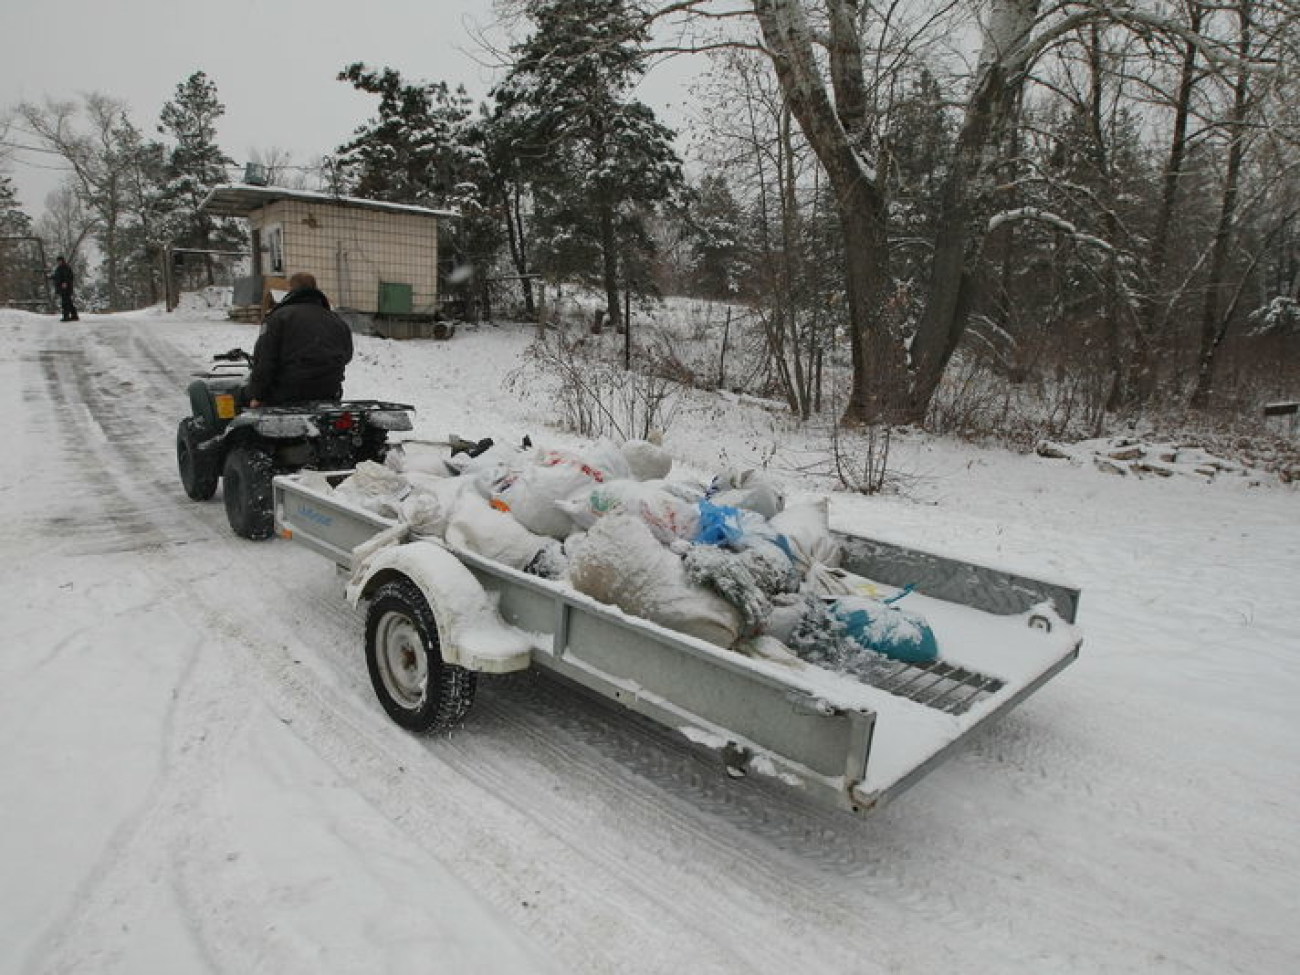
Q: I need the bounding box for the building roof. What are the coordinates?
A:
[200,184,459,220]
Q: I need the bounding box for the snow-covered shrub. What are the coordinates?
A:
[509,325,681,441]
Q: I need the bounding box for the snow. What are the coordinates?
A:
[2,301,1298,973]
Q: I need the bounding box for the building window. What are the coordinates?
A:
[266,224,285,274]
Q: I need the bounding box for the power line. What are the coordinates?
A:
[0,138,67,157]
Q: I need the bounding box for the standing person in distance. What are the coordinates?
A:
[245,271,352,407]
[51,256,79,322]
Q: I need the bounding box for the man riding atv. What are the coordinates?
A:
[244,271,352,407]
[177,270,413,541]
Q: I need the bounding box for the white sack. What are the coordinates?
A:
[768,497,841,573]
[711,483,784,520]
[384,441,454,476]
[533,440,633,484]
[709,468,785,519]
[621,439,673,481]
[558,479,700,546]
[396,475,467,539]
[566,514,741,647]
[445,491,556,571]
[495,462,593,539]
[334,461,411,516]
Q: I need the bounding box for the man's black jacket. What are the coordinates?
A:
[247,288,353,404]
[52,263,73,293]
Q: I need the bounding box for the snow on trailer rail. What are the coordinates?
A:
[273,471,1082,817]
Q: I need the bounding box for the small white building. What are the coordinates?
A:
[201,184,456,322]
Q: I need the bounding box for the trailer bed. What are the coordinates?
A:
[273,471,1082,815]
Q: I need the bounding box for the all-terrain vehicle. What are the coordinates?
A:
[176,348,414,540]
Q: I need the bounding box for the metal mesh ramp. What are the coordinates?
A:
[861,657,1006,715]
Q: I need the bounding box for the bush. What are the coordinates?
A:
[509,326,681,441]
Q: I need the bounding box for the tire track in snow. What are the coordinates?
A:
[18,326,267,972]
[20,323,433,971]
[430,672,992,967]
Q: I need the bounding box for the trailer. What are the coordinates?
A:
[273,470,1082,817]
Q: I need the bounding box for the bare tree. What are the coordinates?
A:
[18,94,154,310]
[696,47,832,418]
[36,184,94,262]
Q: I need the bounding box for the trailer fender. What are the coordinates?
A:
[348,542,534,674]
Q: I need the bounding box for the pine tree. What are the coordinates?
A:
[336,63,505,319]
[334,63,480,206]
[881,68,953,286]
[158,71,243,277]
[687,173,747,300]
[0,172,29,236]
[492,0,683,331]
[0,171,39,309]
[335,64,506,321]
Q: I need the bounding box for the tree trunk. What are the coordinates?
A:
[1130,5,1204,404]
[599,204,621,336]
[754,0,1039,425]
[504,183,536,319]
[909,3,1039,420]
[753,0,898,424]
[1189,1,1251,409]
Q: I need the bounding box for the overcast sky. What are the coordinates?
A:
[1,0,700,216]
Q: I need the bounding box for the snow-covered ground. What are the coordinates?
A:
[1,301,1297,974]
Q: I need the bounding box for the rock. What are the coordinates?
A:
[1108,446,1145,461]
[1094,458,1128,475]
[1132,462,1174,478]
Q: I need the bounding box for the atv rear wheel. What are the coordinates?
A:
[222,444,274,540]
[365,578,477,731]
[357,428,390,465]
[177,417,220,501]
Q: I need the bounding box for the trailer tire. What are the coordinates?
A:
[177,417,220,501]
[365,578,477,732]
[222,444,274,540]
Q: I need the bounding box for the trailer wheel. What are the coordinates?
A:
[177,417,220,501]
[222,444,274,539]
[365,578,477,732]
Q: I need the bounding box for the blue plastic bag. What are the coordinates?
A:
[829,595,939,664]
[695,499,745,546]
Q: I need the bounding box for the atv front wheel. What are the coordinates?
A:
[365,578,477,731]
[222,444,274,540]
[177,417,220,501]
